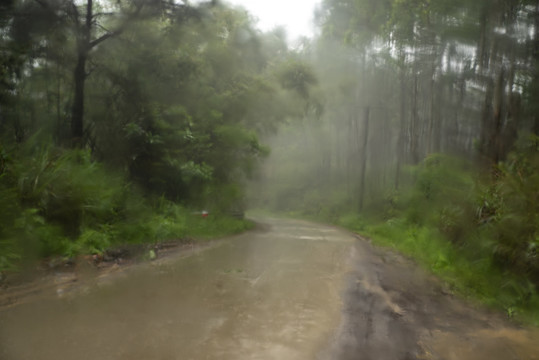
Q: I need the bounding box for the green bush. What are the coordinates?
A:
[337,212,367,232]
[0,143,255,272]
[486,136,539,283]
[16,147,126,236]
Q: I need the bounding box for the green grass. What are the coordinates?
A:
[341,215,539,326]
[183,213,255,239]
[0,145,255,273]
[67,207,253,257]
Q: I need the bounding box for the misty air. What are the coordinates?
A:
[1,0,538,359]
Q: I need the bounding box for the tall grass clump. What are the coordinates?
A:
[9,145,128,258]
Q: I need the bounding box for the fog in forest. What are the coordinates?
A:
[1,0,539,354]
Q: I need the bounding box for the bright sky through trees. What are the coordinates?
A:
[225,0,321,42]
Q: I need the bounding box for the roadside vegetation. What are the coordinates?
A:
[254,140,539,325]
[0,0,316,273]
[249,0,539,325]
[0,143,253,272]
[339,144,539,325]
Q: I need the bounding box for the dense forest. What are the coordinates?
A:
[1,0,539,322]
[0,0,316,270]
[250,0,539,321]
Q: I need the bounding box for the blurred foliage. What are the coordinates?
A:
[250,0,539,324]
[323,149,539,324]
[256,132,539,323]
[0,0,317,273]
[0,143,254,270]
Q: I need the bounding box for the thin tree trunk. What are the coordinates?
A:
[395,59,406,190]
[410,69,419,164]
[56,61,63,142]
[533,0,539,134]
[427,47,437,154]
[358,106,370,211]
[346,112,353,197]
[492,66,505,163]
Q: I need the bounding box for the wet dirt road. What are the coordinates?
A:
[1,217,538,360]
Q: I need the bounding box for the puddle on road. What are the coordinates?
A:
[0,221,354,360]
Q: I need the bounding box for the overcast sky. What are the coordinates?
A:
[224,0,321,42]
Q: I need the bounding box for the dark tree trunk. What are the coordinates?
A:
[533,0,539,135]
[71,51,87,147]
[70,0,93,147]
[492,67,505,163]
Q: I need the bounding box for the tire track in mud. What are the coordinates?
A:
[324,233,539,360]
[324,241,418,360]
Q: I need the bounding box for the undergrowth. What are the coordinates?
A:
[0,144,253,273]
[295,141,539,326]
[359,218,539,326]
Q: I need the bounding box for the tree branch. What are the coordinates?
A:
[92,12,116,18]
[89,2,145,49]
[33,0,49,8]
[96,23,111,33]
[89,30,121,49]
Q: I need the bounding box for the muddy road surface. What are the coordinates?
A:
[1,217,538,359]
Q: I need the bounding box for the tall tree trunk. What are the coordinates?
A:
[503,53,519,157]
[430,69,442,153]
[56,61,64,143]
[477,6,489,75]
[427,45,438,154]
[480,78,494,162]
[71,51,87,146]
[492,67,505,163]
[346,112,354,198]
[70,0,93,147]
[395,59,406,189]
[358,106,370,211]
[410,69,419,164]
[533,0,539,135]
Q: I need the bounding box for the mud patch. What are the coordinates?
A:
[327,233,539,360]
